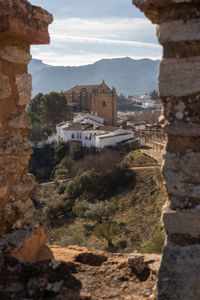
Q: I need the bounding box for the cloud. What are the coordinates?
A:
[31,49,160,67]
[50,17,157,41]
[31,17,162,66]
[51,34,160,48]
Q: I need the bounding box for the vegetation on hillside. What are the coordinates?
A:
[31,149,166,253]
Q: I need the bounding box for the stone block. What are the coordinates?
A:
[16,73,32,105]
[164,123,200,137]
[159,56,200,97]
[163,150,200,199]
[158,19,200,44]
[0,74,11,99]
[0,1,53,45]
[163,206,200,237]
[0,46,31,64]
[158,244,200,300]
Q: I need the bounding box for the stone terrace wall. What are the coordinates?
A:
[133,1,200,299]
[0,0,52,233]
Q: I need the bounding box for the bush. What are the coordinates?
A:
[66,169,99,200]
[57,182,67,194]
[73,200,89,217]
[84,200,116,224]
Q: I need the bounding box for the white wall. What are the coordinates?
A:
[96,132,134,148]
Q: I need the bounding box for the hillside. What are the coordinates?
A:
[28,57,160,96]
[31,150,166,254]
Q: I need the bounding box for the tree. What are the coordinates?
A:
[40,92,70,128]
[150,90,158,100]
[66,169,99,200]
[84,200,116,224]
[29,92,70,134]
[94,222,119,249]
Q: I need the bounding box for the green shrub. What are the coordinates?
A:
[94,222,120,251]
[138,221,165,254]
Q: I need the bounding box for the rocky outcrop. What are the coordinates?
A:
[133,0,200,299]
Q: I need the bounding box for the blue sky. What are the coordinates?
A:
[30,0,162,66]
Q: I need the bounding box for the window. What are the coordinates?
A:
[71,133,74,139]
[102,101,106,107]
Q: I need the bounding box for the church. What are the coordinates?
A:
[64,81,117,126]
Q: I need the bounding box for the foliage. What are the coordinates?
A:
[55,144,69,163]
[73,199,116,224]
[28,92,70,139]
[66,169,99,200]
[94,222,120,250]
[117,94,142,112]
[28,111,41,124]
[29,145,55,181]
[138,221,165,254]
[150,89,158,100]
[123,150,157,167]
[28,122,43,142]
[39,92,70,128]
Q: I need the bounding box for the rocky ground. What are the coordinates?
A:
[47,245,161,300]
[0,232,161,300]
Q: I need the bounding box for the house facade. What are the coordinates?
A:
[56,122,134,149]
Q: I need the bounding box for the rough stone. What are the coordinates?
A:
[163,151,200,201]
[0,46,31,64]
[128,253,161,281]
[164,123,200,136]
[163,206,200,237]
[157,19,200,44]
[132,0,200,299]
[0,175,8,198]
[8,112,31,128]
[0,74,11,99]
[12,173,35,196]
[158,244,200,300]
[159,56,200,97]
[16,73,32,105]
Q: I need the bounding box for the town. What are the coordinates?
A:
[29,81,166,160]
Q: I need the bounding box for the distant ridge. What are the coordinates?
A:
[28,57,160,97]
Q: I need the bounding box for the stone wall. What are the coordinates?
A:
[133,1,200,299]
[0,0,52,240]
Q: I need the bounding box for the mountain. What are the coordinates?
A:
[28,57,160,97]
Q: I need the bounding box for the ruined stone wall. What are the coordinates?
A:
[0,0,52,234]
[133,1,200,299]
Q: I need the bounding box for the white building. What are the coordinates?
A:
[56,122,134,148]
[96,129,134,148]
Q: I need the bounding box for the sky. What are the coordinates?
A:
[29,0,162,66]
